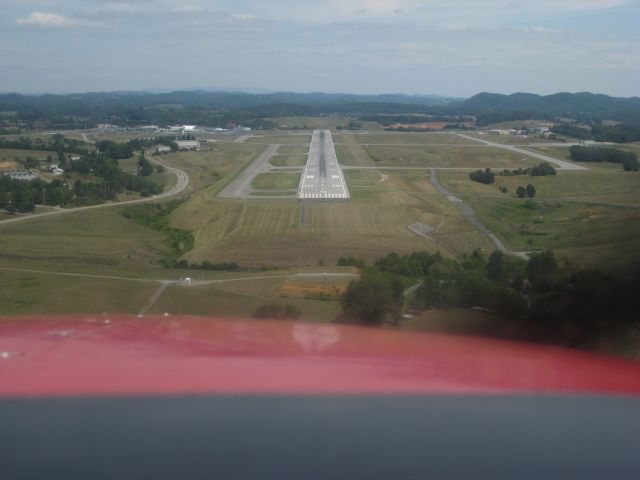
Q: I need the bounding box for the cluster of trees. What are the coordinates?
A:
[0,177,72,213]
[469,168,495,184]
[592,124,640,143]
[0,134,89,156]
[70,152,162,198]
[569,146,639,171]
[337,257,365,267]
[174,260,241,271]
[553,123,640,143]
[252,303,301,320]
[516,185,536,198]
[341,248,640,346]
[127,136,178,152]
[95,140,133,159]
[498,162,556,177]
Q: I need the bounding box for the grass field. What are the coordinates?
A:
[436,169,640,271]
[251,172,301,190]
[277,145,310,155]
[0,270,158,315]
[267,116,380,130]
[170,163,493,268]
[158,142,263,193]
[335,132,376,166]
[337,132,478,145]
[246,134,311,145]
[363,145,539,168]
[0,148,55,164]
[465,132,560,145]
[268,154,308,167]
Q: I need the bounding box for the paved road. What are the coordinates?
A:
[218,144,280,199]
[0,155,190,227]
[299,130,349,200]
[429,169,528,259]
[455,133,587,171]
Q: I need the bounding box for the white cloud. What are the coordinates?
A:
[230,13,257,21]
[173,5,207,13]
[17,12,103,28]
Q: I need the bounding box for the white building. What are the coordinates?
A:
[175,140,200,151]
[2,170,38,181]
[155,145,172,154]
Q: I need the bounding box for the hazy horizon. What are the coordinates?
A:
[1,1,639,96]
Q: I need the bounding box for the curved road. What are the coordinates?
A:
[0,155,189,227]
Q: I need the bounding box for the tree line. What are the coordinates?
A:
[569,146,639,171]
[340,249,639,347]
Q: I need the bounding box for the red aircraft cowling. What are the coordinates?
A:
[1,314,640,397]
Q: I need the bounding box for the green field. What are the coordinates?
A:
[0,148,55,165]
[362,145,538,168]
[335,132,376,166]
[337,132,478,145]
[268,154,308,167]
[246,134,311,145]
[437,169,640,271]
[267,116,380,131]
[251,172,301,190]
[277,145,309,155]
[158,142,263,193]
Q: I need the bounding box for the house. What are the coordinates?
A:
[175,140,200,151]
[155,145,172,154]
[50,166,64,175]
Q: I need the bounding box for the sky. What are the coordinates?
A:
[1,0,639,97]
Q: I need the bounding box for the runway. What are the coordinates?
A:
[298,130,349,200]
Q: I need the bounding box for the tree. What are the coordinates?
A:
[341,273,397,325]
[526,250,557,286]
[486,250,505,282]
[623,157,639,172]
[137,154,154,176]
[516,186,526,198]
[526,184,536,198]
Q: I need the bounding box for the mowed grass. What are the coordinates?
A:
[0,208,169,271]
[171,165,494,268]
[363,145,539,168]
[341,132,478,145]
[268,154,308,167]
[148,283,342,322]
[437,169,640,270]
[0,270,158,315]
[0,148,55,163]
[438,169,640,205]
[246,134,311,145]
[158,142,263,193]
[267,116,381,130]
[251,172,301,190]
[277,145,309,155]
[335,132,375,166]
[465,132,557,145]
[473,198,640,270]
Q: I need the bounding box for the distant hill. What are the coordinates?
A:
[463,92,640,121]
